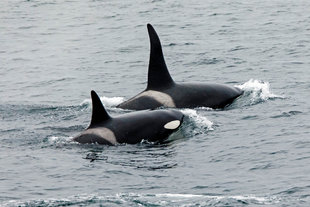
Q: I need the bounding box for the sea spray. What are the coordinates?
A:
[234,79,284,106]
[80,96,125,108]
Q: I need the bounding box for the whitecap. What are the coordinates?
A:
[154,193,279,204]
[46,136,73,145]
[235,79,284,105]
[181,109,214,131]
[1,193,280,207]
[80,96,125,108]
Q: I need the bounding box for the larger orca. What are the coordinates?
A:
[73,90,184,145]
[117,24,243,110]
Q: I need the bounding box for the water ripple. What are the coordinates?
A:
[1,193,281,207]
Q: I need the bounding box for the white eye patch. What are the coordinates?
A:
[164,120,181,130]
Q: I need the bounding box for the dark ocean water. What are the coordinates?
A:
[1,0,310,206]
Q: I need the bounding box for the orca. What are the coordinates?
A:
[73,90,184,145]
[117,24,243,110]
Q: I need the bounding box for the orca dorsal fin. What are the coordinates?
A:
[147,24,174,90]
[90,90,111,126]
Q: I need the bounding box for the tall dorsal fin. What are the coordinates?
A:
[147,24,174,90]
[90,90,111,126]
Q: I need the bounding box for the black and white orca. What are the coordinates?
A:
[73,91,184,145]
[117,24,243,110]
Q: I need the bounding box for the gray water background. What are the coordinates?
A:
[1,0,310,206]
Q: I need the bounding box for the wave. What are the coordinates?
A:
[233,79,284,107]
[45,136,73,144]
[181,109,213,130]
[155,193,279,204]
[80,96,125,108]
[40,136,78,149]
[1,193,280,207]
[181,109,214,135]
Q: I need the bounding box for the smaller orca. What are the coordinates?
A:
[73,90,184,145]
[117,24,243,110]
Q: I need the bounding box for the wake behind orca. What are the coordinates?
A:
[117,24,243,110]
[73,91,184,145]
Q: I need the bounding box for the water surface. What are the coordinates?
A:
[1,0,310,206]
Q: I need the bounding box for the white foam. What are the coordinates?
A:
[80,96,125,107]
[181,109,213,130]
[156,193,204,198]
[1,193,280,207]
[155,193,278,204]
[47,136,73,144]
[235,79,283,105]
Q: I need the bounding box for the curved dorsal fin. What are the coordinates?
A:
[90,90,111,126]
[147,24,174,90]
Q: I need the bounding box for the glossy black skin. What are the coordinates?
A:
[74,110,184,145]
[169,83,242,108]
[73,91,184,145]
[118,83,243,110]
[117,24,243,110]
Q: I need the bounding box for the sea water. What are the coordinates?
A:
[1,0,310,206]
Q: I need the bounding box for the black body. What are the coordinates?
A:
[117,24,243,110]
[73,91,184,145]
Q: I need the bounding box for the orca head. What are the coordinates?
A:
[147,109,184,142]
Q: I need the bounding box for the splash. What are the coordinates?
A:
[80,96,125,108]
[155,193,278,203]
[44,136,73,145]
[235,79,283,106]
[1,193,280,207]
[181,109,214,131]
